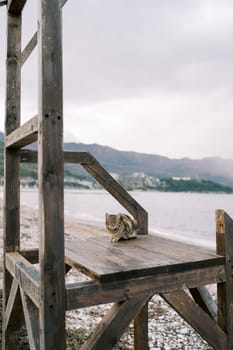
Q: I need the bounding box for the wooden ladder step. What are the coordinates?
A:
[5,115,38,149]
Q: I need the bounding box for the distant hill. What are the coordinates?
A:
[64,142,233,188]
[1,130,233,189]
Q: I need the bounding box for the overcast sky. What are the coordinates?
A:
[1,0,233,159]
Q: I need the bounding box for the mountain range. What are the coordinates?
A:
[1,130,233,188]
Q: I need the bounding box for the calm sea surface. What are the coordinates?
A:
[1,189,233,248]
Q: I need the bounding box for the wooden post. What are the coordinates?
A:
[134,302,149,350]
[216,210,233,349]
[3,9,22,350]
[38,0,65,349]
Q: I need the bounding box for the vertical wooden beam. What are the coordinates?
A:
[134,302,149,350]
[38,0,65,349]
[3,10,22,350]
[216,210,226,331]
[216,210,233,348]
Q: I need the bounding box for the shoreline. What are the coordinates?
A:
[0,200,214,349]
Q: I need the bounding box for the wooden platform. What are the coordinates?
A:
[65,234,225,282]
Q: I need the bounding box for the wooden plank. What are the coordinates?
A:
[20,287,40,350]
[2,279,24,348]
[20,149,37,163]
[223,211,233,348]
[19,148,148,235]
[189,286,217,320]
[65,264,225,310]
[65,236,224,282]
[161,290,227,350]
[80,295,151,350]
[64,151,94,164]
[20,248,39,264]
[6,252,40,307]
[3,11,22,350]
[5,115,38,149]
[216,210,233,348]
[216,210,227,331]
[21,0,69,67]
[20,150,95,164]
[8,0,26,14]
[134,302,149,350]
[38,0,65,348]
[84,161,148,233]
[4,278,19,330]
[21,32,38,66]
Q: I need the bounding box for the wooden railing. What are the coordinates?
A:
[20,148,148,234]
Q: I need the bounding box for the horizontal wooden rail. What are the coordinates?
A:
[5,115,38,149]
[21,0,68,66]
[6,252,40,307]
[65,264,225,310]
[20,150,93,164]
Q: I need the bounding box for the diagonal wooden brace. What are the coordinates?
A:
[80,295,151,350]
[20,287,40,350]
[4,278,19,330]
[161,290,227,350]
[189,286,217,320]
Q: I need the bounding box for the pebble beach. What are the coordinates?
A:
[0,200,214,349]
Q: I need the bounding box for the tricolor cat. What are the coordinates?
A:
[105,213,138,242]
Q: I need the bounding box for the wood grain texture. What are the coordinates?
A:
[65,264,225,310]
[21,32,37,66]
[65,235,224,282]
[20,0,69,67]
[217,210,233,348]
[6,252,40,307]
[4,278,19,330]
[5,115,38,148]
[38,0,65,348]
[3,11,22,350]
[134,302,149,350]
[20,287,40,350]
[216,210,227,332]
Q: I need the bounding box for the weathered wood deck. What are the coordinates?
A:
[65,234,224,282]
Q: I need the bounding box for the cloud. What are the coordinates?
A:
[1,1,233,158]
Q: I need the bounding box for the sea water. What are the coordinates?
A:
[1,188,233,249]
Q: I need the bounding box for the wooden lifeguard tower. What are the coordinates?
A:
[1,1,233,349]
